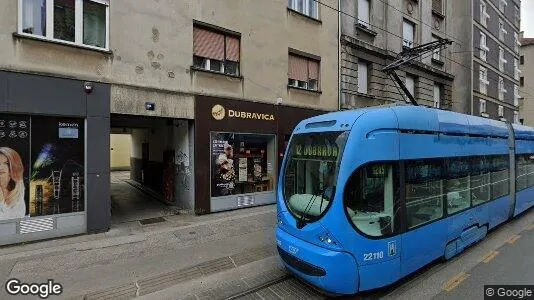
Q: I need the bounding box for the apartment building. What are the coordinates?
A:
[340,0,455,110]
[519,34,534,126]
[0,0,339,245]
[452,0,521,122]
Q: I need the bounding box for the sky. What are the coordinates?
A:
[522,0,534,37]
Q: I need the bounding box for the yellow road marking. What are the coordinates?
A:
[507,235,521,244]
[442,272,470,292]
[481,250,499,263]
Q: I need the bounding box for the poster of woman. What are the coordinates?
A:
[0,114,30,221]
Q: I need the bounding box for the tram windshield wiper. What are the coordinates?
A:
[296,187,328,229]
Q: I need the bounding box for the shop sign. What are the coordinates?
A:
[211,105,275,121]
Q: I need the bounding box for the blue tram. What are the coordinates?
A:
[275,104,534,295]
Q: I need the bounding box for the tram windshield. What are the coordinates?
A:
[283,131,348,223]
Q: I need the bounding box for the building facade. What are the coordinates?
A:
[340,0,455,110]
[519,35,534,126]
[0,0,339,245]
[450,0,521,122]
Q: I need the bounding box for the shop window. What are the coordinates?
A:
[405,159,444,229]
[344,163,399,237]
[211,133,275,197]
[0,114,85,221]
[19,0,109,49]
[288,53,320,91]
[193,25,240,76]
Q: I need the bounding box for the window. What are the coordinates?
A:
[432,0,443,14]
[520,76,524,87]
[499,47,507,72]
[514,84,519,106]
[432,35,442,61]
[499,0,507,13]
[444,157,471,214]
[514,32,520,53]
[514,111,520,124]
[515,154,534,191]
[498,105,504,117]
[193,26,240,76]
[433,83,442,108]
[405,74,415,98]
[405,160,444,229]
[490,156,509,199]
[358,0,370,28]
[18,0,109,49]
[515,6,520,27]
[211,132,276,198]
[480,99,487,114]
[499,19,507,41]
[471,156,491,205]
[288,0,319,19]
[357,60,369,94]
[480,32,489,61]
[479,66,489,95]
[288,53,320,91]
[520,55,524,65]
[403,19,415,48]
[345,163,399,236]
[499,77,506,101]
[480,1,490,28]
[514,58,520,80]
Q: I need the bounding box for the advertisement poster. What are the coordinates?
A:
[29,116,85,216]
[0,114,30,221]
[211,132,235,197]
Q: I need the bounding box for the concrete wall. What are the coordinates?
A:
[110,134,132,170]
[520,44,534,126]
[0,0,339,113]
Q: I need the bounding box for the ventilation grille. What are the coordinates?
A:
[237,195,254,207]
[20,218,54,234]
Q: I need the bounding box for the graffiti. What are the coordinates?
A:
[176,151,191,191]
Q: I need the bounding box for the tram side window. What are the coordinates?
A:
[490,155,509,199]
[516,154,529,191]
[471,156,491,205]
[344,163,399,237]
[516,154,534,191]
[444,157,471,214]
[405,160,444,229]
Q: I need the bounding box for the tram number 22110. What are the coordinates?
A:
[363,251,384,261]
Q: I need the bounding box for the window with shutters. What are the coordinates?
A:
[358,0,370,28]
[432,0,443,15]
[288,53,320,91]
[193,25,240,76]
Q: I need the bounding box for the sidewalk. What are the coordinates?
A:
[0,204,279,300]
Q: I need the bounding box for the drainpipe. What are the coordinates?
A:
[338,0,341,111]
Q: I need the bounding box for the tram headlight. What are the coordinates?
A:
[317,231,342,250]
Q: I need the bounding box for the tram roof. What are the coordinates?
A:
[294,104,534,139]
